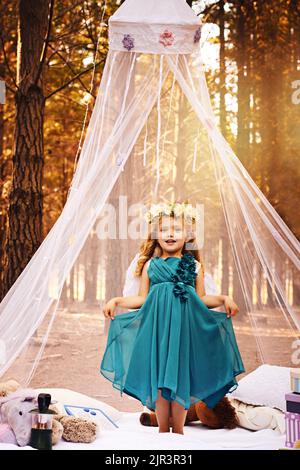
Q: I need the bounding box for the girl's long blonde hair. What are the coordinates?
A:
[134,214,205,277]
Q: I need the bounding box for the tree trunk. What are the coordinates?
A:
[2,0,50,297]
[218,1,230,294]
[84,231,99,306]
[0,70,7,296]
[221,235,229,294]
[236,0,250,165]
[232,252,247,317]
[69,264,75,302]
[219,0,227,137]
[0,12,9,299]
[175,88,189,200]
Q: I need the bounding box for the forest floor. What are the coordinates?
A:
[5,304,299,413]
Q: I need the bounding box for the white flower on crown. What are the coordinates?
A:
[151,204,163,217]
[145,202,197,223]
[173,203,184,217]
[161,203,172,216]
[184,204,197,219]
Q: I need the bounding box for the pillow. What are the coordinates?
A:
[35,388,122,430]
[229,398,285,434]
[228,364,291,412]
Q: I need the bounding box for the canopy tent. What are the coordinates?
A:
[0,0,300,403]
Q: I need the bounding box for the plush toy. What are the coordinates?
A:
[0,422,18,445]
[140,395,286,434]
[49,404,97,444]
[0,382,97,447]
[0,388,40,446]
[0,379,20,397]
[140,396,240,429]
[229,398,285,433]
[56,416,96,443]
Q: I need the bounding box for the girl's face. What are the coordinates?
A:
[156,216,187,255]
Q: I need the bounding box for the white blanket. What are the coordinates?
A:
[0,411,285,450]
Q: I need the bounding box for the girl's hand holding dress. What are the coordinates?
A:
[102,293,149,321]
[223,296,239,318]
[103,298,118,320]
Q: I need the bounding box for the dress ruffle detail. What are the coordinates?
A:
[170,253,197,302]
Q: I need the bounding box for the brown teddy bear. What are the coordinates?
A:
[140,396,240,429]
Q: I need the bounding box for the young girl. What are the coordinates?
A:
[100,203,245,435]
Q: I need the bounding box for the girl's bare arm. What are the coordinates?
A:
[103,260,150,319]
[195,261,239,317]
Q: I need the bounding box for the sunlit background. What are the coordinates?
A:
[1,1,299,411]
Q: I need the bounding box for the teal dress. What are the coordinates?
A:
[100,253,245,411]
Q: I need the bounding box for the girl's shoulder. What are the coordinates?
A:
[145,258,152,269]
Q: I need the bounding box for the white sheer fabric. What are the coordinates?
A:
[0,25,299,392]
[0,52,170,378]
[109,0,201,54]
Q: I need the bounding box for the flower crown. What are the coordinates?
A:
[145,202,197,223]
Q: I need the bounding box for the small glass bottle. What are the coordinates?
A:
[29,393,57,450]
